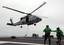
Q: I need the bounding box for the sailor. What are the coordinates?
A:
[52,27,63,45]
[43,25,51,45]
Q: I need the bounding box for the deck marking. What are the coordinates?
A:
[0,41,48,45]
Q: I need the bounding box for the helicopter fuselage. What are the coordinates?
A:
[21,15,42,25]
[7,15,42,26]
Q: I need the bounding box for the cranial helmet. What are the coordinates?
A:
[57,27,60,30]
[46,25,49,28]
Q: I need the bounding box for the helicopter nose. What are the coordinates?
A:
[37,18,42,22]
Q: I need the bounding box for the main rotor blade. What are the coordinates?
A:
[38,16,48,18]
[3,6,28,14]
[31,1,46,14]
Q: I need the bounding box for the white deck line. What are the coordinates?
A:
[0,41,48,45]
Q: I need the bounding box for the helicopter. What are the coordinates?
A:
[2,1,47,28]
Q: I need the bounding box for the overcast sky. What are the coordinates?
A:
[0,0,64,37]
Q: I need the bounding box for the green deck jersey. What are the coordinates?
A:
[43,27,51,34]
[52,30,63,37]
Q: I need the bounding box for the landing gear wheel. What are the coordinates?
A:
[34,24,36,26]
[20,26,22,28]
